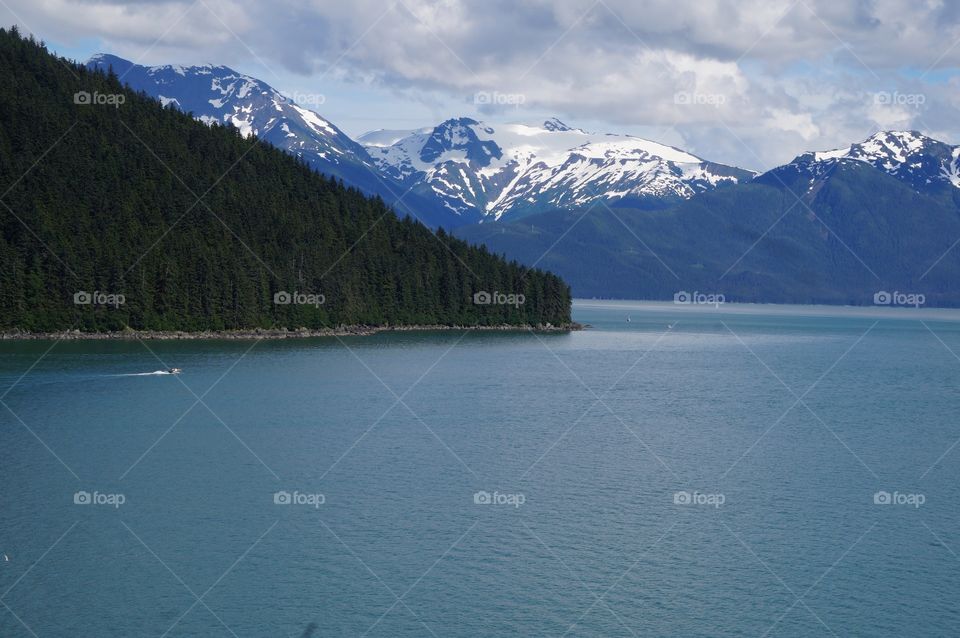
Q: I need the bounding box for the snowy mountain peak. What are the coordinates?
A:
[88,54,319,138]
[90,53,228,79]
[543,117,572,132]
[792,130,960,192]
[813,130,927,162]
[420,118,502,166]
[84,53,428,218]
[362,118,755,221]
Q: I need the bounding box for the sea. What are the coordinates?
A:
[1,300,959,637]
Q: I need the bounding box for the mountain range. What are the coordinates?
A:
[457,130,960,304]
[86,52,960,306]
[359,117,754,222]
[86,54,753,227]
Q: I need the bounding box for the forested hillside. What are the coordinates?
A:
[0,28,571,332]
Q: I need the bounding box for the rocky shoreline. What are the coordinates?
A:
[1,323,584,341]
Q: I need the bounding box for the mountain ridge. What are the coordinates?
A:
[772,130,960,197]
[455,134,960,306]
[361,116,756,222]
[86,53,757,226]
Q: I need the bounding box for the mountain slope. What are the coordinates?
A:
[85,53,454,227]
[0,28,571,331]
[361,117,755,223]
[456,141,960,306]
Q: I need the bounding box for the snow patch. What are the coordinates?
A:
[292,104,336,136]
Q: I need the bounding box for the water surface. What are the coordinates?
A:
[1,300,959,636]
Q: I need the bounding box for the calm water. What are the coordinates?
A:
[2,301,960,637]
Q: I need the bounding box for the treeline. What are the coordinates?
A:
[0,28,571,331]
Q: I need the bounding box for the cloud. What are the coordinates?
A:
[4,0,960,168]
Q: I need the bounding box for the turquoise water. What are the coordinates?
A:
[2,300,960,637]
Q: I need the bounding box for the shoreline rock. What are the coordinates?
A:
[0,323,584,341]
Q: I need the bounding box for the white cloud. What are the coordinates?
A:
[764,108,821,140]
[3,0,959,168]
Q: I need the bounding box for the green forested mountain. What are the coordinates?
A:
[0,28,571,332]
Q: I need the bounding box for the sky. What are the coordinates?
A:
[3,0,960,171]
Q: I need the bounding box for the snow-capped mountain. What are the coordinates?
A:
[359,117,755,222]
[85,54,417,210]
[783,130,960,193]
[88,54,754,226]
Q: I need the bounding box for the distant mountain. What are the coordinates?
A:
[0,30,571,332]
[360,117,755,223]
[771,130,960,199]
[87,55,756,228]
[456,131,960,306]
[87,54,375,184]
[85,54,453,227]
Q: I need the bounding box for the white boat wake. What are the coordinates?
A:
[113,370,179,377]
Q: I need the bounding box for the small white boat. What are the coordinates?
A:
[168,368,182,374]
